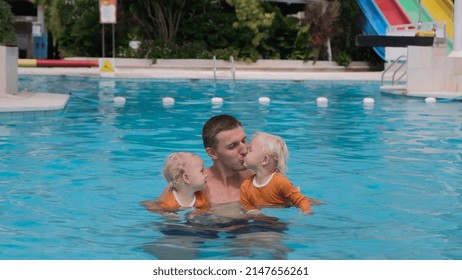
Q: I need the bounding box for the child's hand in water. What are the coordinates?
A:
[246,209,262,216]
[302,209,313,215]
[163,212,180,219]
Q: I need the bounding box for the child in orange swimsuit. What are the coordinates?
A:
[240,132,312,215]
[143,152,210,212]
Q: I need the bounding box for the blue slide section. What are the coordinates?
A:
[356,0,388,60]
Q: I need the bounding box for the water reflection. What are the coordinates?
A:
[142,204,292,260]
[225,215,291,259]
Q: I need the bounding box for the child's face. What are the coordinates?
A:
[243,137,265,171]
[185,155,207,191]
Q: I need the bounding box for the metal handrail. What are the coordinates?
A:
[213,55,217,81]
[394,71,407,85]
[381,55,407,86]
[391,62,407,85]
[229,56,235,80]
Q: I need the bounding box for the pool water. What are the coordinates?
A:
[1,75,461,260]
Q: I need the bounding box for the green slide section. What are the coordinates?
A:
[396,0,432,23]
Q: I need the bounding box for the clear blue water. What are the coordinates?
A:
[1,75,462,260]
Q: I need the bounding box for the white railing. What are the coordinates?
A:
[213,55,217,81]
[381,55,407,86]
[229,56,236,80]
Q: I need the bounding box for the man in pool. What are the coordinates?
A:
[152,114,252,221]
[201,115,320,213]
[156,115,252,206]
[201,114,254,206]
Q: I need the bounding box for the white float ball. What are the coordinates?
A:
[316,97,328,107]
[425,97,437,103]
[363,97,375,106]
[113,96,126,105]
[162,97,175,106]
[211,97,224,105]
[258,97,271,105]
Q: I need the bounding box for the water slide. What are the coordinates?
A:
[356,0,414,60]
[375,0,411,25]
[356,0,388,59]
[357,0,455,60]
[421,0,454,40]
[396,0,432,23]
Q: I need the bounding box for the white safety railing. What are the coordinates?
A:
[213,55,217,81]
[381,55,407,86]
[229,56,235,80]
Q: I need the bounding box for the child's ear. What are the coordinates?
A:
[205,147,218,160]
[262,155,269,166]
[182,172,190,184]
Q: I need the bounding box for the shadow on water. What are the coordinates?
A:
[141,206,292,260]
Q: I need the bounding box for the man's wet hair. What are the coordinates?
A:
[202,114,242,149]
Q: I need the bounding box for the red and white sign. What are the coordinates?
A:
[99,0,117,24]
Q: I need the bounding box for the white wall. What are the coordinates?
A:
[407,45,462,93]
[0,46,18,95]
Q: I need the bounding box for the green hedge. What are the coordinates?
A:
[0,0,16,46]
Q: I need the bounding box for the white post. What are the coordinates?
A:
[454,0,462,52]
[326,38,332,62]
[37,5,45,26]
[418,0,423,27]
[0,46,19,95]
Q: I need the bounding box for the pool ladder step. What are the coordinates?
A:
[380,55,407,94]
[212,56,236,81]
[381,55,407,86]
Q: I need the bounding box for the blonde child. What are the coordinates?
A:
[143,152,210,212]
[240,132,312,215]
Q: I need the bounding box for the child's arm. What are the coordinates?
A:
[141,199,160,211]
[292,192,312,215]
[158,185,170,201]
[240,179,259,214]
[240,190,258,214]
[195,191,211,210]
[141,199,180,218]
[277,175,313,214]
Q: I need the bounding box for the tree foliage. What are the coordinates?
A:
[130,0,186,45]
[330,0,380,64]
[36,0,376,63]
[226,0,274,47]
[302,0,341,61]
[0,0,16,45]
[47,0,101,56]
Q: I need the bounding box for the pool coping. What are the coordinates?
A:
[0,92,70,113]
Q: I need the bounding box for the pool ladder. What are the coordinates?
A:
[229,56,236,80]
[212,56,236,81]
[381,55,407,86]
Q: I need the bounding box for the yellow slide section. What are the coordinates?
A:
[421,0,454,40]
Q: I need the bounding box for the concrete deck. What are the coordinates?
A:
[17,59,384,80]
[1,59,383,114]
[0,92,70,113]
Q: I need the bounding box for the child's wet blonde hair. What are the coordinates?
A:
[163,152,197,190]
[253,132,289,175]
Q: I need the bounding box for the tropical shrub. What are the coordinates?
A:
[0,0,16,45]
[48,0,101,56]
[335,51,352,66]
